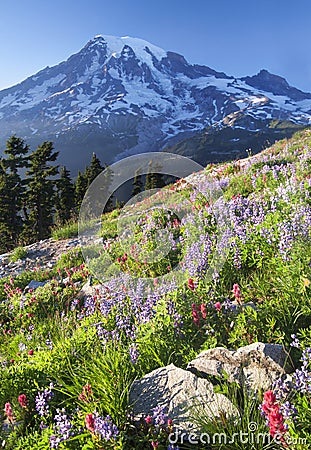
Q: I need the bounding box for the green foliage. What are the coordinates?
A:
[55,166,75,226]
[10,246,28,262]
[51,220,79,240]
[132,168,144,197]
[21,141,59,243]
[56,343,134,426]
[192,377,275,450]
[55,248,84,271]
[0,136,29,251]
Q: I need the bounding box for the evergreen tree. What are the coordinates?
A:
[0,160,13,252]
[56,166,75,225]
[0,136,29,248]
[85,153,103,186]
[145,160,165,190]
[22,141,58,243]
[145,161,154,191]
[132,168,143,197]
[74,170,87,213]
[74,153,102,214]
[74,154,114,216]
[4,135,29,172]
[101,164,114,212]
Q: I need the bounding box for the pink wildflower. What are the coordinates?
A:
[200,303,207,319]
[5,402,14,422]
[85,413,95,433]
[145,415,152,425]
[261,390,287,444]
[214,301,221,312]
[188,278,195,291]
[192,303,200,327]
[232,283,242,304]
[18,394,28,408]
[78,384,93,402]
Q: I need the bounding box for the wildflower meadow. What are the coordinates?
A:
[1,129,311,448]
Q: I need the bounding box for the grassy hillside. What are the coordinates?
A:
[1,129,311,448]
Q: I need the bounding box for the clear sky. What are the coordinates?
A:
[0,0,311,92]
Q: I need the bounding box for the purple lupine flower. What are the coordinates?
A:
[83,295,97,316]
[93,413,119,441]
[152,405,167,427]
[222,297,236,311]
[18,342,27,351]
[292,367,311,394]
[129,343,139,364]
[46,339,53,350]
[280,401,298,422]
[290,334,300,348]
[49,435,62,449]
[70,298,80,311]
[233,246,241,270]
[50,408,74,448]
[19,296,26,309]
[35,383,54,417]
[272,378,293,401]
[40,421,48,430]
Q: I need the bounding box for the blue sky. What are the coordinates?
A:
[0,0,311,91]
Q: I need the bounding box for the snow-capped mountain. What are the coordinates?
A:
[0,35,310,171]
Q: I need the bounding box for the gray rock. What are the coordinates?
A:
[129,363,237,432]
[24,280,48,292]
[62,277,71,285]
[78,278,101,299]
[188,347,240,383]
[187,342,293,392]
[66,239,80,247]
[0,238,85,280]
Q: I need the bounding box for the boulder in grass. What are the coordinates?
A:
[129,363,237,433]
[77,277,102,299]
[187,342,293,392]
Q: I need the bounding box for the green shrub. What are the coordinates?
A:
[51,221,78,240]
[10,246,28,262]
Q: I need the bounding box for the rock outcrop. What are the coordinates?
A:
[129,343,293,436]
[129,363,237,432]
[0,238,80,280]
[187,342,293,392]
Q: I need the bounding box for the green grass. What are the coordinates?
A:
[9,246,28,262]
[51,221,78,240]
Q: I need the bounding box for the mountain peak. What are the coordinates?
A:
[241,69,311,101]
[84,34,167,63]
[255,69,289,86]
[0,34,310,174]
